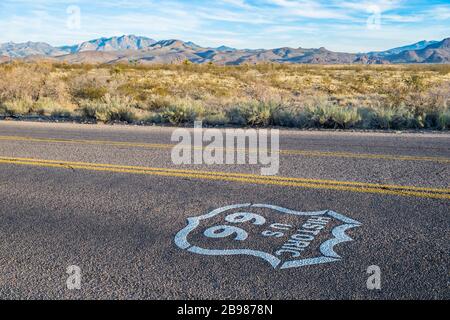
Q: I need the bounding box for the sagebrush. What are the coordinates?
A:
[0,62,449,129]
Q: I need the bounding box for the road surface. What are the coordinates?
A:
[0,121,448,300]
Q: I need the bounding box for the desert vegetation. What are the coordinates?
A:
[0,61,449,130]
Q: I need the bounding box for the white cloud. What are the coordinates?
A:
[220,0,253,9]
[266,0,353,20]
[383,14,424,23]
[427,5,450,20]
[337,0,402,12]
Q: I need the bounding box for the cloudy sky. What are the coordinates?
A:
[1,0,449,52]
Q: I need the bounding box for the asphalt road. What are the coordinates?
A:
[0,121,448,300]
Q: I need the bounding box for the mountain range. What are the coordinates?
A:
[1,35,449,65]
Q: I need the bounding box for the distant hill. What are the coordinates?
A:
[367,40,439,57]
[0,41,67,58]
[0,55,10,63]
[0,35,156,58]
[215,46,237,52]
[60,35,156,53]
[1,35,449,64]
[383,38,450,63]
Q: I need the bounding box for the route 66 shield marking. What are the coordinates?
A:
[175,204,361,269]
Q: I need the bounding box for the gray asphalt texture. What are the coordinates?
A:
[0,121,448,300]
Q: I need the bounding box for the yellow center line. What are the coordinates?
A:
[1,156,449,194]
[0,135,174,149]
[0,135,449,163]
[280,149,450,162]
[0,156,449,200]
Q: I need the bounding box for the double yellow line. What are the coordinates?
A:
[0,156,449,200]
[0,135,449,163]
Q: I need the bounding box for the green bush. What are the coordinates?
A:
[142,112,164,124]
[203,112,229,126]
[160,100,205,124]
[227,101,278,126]
[296,110,314,128]
[31,98,74,117]
[74,86,108,100]
[161,105,195,124]
[226,107,247,125]
[272,108,298,127]
[438,110,450,129]
[368,106,418,130]
[404,74,427,92]
[78,94,136,123]
[0,98,33,116]
[310,103,361,129]
[144,97,172,111]
[245,102,275,126]
[50,108,73,118]
[365,107,394,129]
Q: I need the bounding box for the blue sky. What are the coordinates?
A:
[1,0,449,52]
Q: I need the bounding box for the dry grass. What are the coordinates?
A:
[0,61,449,129]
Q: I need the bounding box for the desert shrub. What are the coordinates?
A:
[142,112,164,124]
[226,107,247,125]
[364,107,395,129]
[0,64,48,101]
[227,101,278,126]
[140,96,172,111]
[272,108,298,127]
[160,100,205,124]
[110,66,123,76]
[388,107,418,129]
[0,97,74,117]
[421,112,441,129]
[0,62,449,130]
[310,103,361,129]
[31,98,74,117]
[78,94,137,123]
[38,73,72,103]
[69,69,112,100]
[117,81,171,101]
[50,108,73,118]
[161,105,195,124]
[367,106,419,130]
[203,112,229,126]
[74,86,108,100]
[403,74,427,92]
[438,110,450,129]
[244,102,276,126]
[332,107,361,129]
[0,98,34,116]
[296,110,315,128]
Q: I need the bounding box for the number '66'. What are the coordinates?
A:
[203,212,266,241]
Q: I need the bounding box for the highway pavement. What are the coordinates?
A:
[0,121,448,300]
